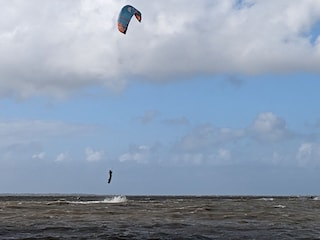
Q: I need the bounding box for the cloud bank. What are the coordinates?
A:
[1,0,320,98]
[125,112,313,167]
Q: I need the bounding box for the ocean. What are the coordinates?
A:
[1,195,320,239]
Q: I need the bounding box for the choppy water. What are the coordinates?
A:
[1,195,320,239]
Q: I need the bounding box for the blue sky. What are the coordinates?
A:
[1,0,320,195]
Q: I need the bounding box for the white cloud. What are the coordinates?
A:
[176,124,215,152]
[55,152,70,162]
[1,0,320,98]
[206,148,232,165]
[119,145,150,164]
[217,148,231,161]
[85,147,104,162]
[171,148,232,166]
[296,142,320,167]
[172,153,204,165]
[250,112,290,143]
[168,112,302,166]
[175,124,245,153]
[32,152,46,160]
[0,119,99,164]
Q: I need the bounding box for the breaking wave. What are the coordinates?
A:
[73,195,127,204]
[103,195,127,203]
[258,197,274,201]
[47,196,128,205]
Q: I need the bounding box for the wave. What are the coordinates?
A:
[46,195,127,205]
[273,204,286,208]
[72,195,127,204]
[103,195,128,203]
[258,197,274,201]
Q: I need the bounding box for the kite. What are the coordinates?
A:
[118,5,141,34]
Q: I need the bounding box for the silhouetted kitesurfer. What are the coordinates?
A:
[108,170,112,184]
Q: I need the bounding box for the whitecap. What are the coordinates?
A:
[70,195,127,205]
[103,195,127,203]
[274,204,286,208]
[258,198,274,201]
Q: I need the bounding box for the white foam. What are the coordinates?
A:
[274,204,286,208]
[70,195,127,205]
[103,195,127,203]
[258,198,274,201]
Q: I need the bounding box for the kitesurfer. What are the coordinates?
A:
[108,170,112,184]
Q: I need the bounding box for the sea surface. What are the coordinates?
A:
[1,195,320,239]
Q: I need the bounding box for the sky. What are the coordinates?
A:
[1,0,320,195]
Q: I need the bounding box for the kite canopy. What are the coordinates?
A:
[118,5,141,34]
